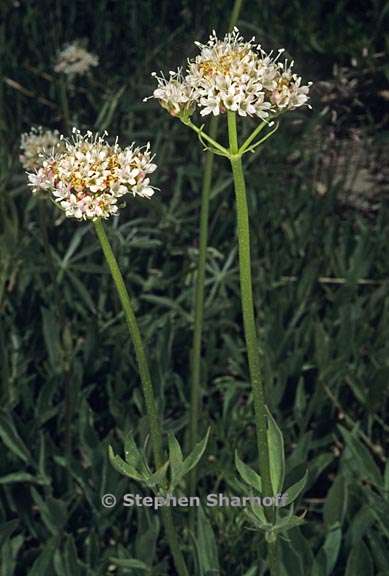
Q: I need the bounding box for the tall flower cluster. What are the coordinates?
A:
[20,127,63,171]
[54,42,99,78]
[148,28,311,119]
[27,129,157,221]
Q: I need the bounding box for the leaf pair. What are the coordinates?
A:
[235,407,288,497]
[168,428,210,491]
[235,408,308,538]
[109,428,210,492]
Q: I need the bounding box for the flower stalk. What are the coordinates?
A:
[94,219,189,576]
[227,112,272,493]
[188,0,246,507]
[227,111,279,575]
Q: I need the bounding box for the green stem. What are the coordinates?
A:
[188,0,246,513]
[227,111,279,575]
[94,219,189,576]
[267,541,279,576]
[181,118,229,156]
[228,0,244,29]
[239,120,267,154]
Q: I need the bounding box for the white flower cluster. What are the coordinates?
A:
[27,129,157,221]
[150,69,194,117]
[54,42,99,78]
[20,127,63,171]
[148,28,311,119]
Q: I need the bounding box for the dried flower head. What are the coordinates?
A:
[27,128,157,221]
[54,42,99,78]
[148,28,311,119]
[20,127,64,171]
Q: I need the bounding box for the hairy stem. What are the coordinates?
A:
[94,219,189,576]
[227,111,279,575]
[188,0,246,517]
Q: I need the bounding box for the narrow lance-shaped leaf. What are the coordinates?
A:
[0,410,31,463]
[196,506,220,575]
[282,469,308,506]
[123,434,142,469]
[108,446,144,481]
[181,428,210,477]
[266,407,285,494]
[235,451,262,493]
[168,433,184,489]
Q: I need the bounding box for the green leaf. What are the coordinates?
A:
[339,426,382,487]
[367,531,389,573]
[196,506,220,576]
[266,407,285,494]
[123,434,142,469]
[29,537,57,576]
[109,557,151,572]
[274,513,306,534]
[0,519,19,548]
[31,490,68,535]
[235,451,262,493]
[145,461,169,489]
[63,535,81,576]
[280,539,304,576]
[108,446,143,481]
[0,410,31,463]
[245,504,268,529]
[368,493,389,539]
[322,524,342,575]
[283,469,308,506]
[384,460,389,500]
[312,549,327,576]
[345,541,374,576]
[181,428,210,477]
[41,307,63,373]
[323,475,347,527]
[0,472,47,485]
[168,433,184,488]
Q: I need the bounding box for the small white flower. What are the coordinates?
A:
[145,69,195,117]
[26,129,158,221]
[54,42,99,78]
[270,62,312,111]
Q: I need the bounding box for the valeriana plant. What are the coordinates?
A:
[147,28,311,574]
[26,127,204,576]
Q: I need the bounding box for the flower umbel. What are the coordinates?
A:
[148,28,311,119]
[27,128,157,221]
[20,127,64,171]
[54,42,99,78]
